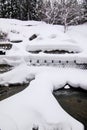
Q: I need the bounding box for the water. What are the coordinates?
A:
[0,64,35,100]
[0,64,13,73]
[0,65,29,100]
[53,87,87,130]
[0,83,29,101]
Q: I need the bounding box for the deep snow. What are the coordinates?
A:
[0,19,87,65]
[0,64,86,130]
[0,18,87,130]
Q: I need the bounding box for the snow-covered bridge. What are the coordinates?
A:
[0,55,87,69]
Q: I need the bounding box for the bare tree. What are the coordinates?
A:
[57,0,84,32]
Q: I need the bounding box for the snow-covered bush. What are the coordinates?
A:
[11,29,19,34]
[0,30,8,41]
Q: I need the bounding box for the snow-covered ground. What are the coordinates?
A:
[0,19,87,65]
[0,64,86,130]
[0,18,87,130]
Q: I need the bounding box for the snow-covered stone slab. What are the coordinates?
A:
[27,44,82,54]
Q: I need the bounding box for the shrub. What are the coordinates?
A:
[0,30,8,41]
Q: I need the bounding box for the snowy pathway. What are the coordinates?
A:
[0,65,86,130]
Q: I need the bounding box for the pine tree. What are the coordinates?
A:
[0,0,20,19]
[36,0,46,21]
[0,0,86,25]
[0,1,2,17]
[16,0,24,20]
[82,0,87,23]
[0,0,7,18]
[10,0,19,19]
[29,0,37,20]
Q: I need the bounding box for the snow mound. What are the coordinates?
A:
[0,18,87,130]
[27,43,82,54]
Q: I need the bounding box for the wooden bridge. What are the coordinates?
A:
[23,54,87,69]
[0,53,87,69]
[26,58,87,69]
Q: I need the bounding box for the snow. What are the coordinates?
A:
[0,64,86,130]
[0,19,87,65]
[0,18,87,130]
[0,48,6,53]
[27,43,82,53]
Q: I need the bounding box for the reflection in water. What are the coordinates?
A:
[53,87,87,130]
[0,83,29,100]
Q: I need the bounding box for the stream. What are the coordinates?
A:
[0,64,13,73]
[53,87,87,130]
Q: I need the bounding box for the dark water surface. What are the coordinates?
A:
[0,64,13,73]
[0,83,29,100]
[0,64,34,100]
[53,87,87,130]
